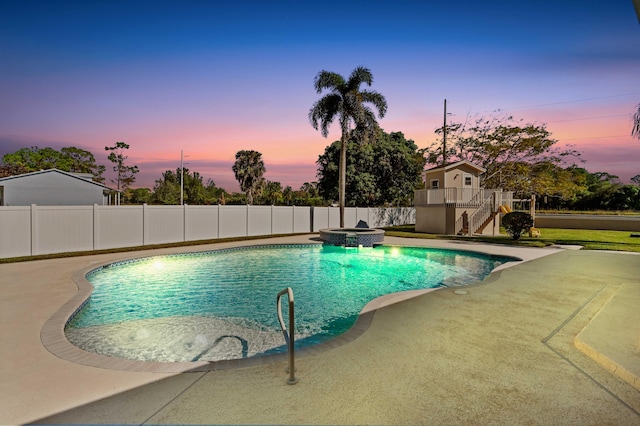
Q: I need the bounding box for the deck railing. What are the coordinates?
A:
[414,188,508,207]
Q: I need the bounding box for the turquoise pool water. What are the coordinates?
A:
[65,244,515,362]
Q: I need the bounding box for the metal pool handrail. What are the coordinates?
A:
[276,287,298,385]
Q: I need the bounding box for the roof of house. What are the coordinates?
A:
[424,160,486,174]
[0,168,118,191]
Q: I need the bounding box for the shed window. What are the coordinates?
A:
[430,179,439,189]
[463,174,472,186]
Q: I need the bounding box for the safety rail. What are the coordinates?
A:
[277,287,297,385]
[467,192,499,236]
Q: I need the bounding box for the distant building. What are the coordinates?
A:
[0,169,119,206]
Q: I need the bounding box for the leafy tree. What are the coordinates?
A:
[502,212,534,240]
[151,168,224,205]
[317,130,425,206]
[631,174,640,186]
[0,164,29,178]
[105,142,139,191]
[300,181,320,198]
[309,66,387,226]
[60,147,106,181]
[2,146,105,181]
[423,112,583,199]
[564,170,640,211]
[204,179,226,204]
[152,169,181,205]
[232,150,265,205]
[127,187,152,204]
[260,180,284,205]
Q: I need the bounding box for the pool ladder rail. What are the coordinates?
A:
[277,287,298,385]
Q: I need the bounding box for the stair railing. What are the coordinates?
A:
[467,191,499,235]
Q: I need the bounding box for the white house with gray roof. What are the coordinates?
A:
[0,169,118,206]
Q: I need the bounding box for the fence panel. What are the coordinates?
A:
[94,205,143,250]
[219,205,248,238]
[144,205,184,245]
[343,207,358,228]
[0,206,31,258]
[185,205,219,241]
[248,206,272,236]
[328,207,341,228]
[272,206,293,234]
[293,206,311,233]
[312,207,328,231]
[0,204,416,258]
[34,206,94,255]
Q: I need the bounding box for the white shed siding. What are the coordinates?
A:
[0,170,107,206]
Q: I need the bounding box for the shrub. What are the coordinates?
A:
[502,211,534,240]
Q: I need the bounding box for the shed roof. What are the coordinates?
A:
[424,160,486,174]
[0,169,118,191]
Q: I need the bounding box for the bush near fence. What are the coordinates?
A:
[0,204,415,259]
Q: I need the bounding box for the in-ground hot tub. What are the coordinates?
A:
[319,228,385,247]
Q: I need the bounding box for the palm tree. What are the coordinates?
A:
[232,150,266,205]
[309,67,387,227]
[633,103,640,140]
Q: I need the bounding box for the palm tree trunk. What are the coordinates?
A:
[339,127,347,228]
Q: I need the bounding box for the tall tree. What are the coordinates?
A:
[105,142,139,191]
[317,130,425,206]
[309,66,387,227]
[424,112,583,198]
[232,150,266,205]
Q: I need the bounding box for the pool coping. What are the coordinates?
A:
[40,238,533,373]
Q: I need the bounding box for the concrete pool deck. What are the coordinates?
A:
[1,234,638,424]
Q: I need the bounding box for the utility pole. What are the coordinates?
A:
[180,149,184,205]
[442,98,447,165]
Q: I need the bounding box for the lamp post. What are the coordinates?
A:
[180,150,184,205]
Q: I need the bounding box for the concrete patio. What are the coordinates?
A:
[1,235,638,425]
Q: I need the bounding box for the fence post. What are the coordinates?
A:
[142,203,147,246]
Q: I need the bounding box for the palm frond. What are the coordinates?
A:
[314,71,345,94]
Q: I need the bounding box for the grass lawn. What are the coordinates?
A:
[384,226,640,253]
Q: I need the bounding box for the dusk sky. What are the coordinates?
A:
[1,0,639,192]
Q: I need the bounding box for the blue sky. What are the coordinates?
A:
[1,0,639,191]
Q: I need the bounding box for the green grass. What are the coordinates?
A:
[384,225,640,253]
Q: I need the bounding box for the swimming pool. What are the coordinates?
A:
[65,244,516,363]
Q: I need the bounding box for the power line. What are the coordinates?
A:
[506,92,640,111]
[559,135,630,141]
[548,113,630,123]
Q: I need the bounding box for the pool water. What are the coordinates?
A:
[66,244,514,362]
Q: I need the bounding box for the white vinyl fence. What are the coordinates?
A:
[0,204,415,259]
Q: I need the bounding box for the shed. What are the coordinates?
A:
[0,169,118,206]
[414,160,512,236]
